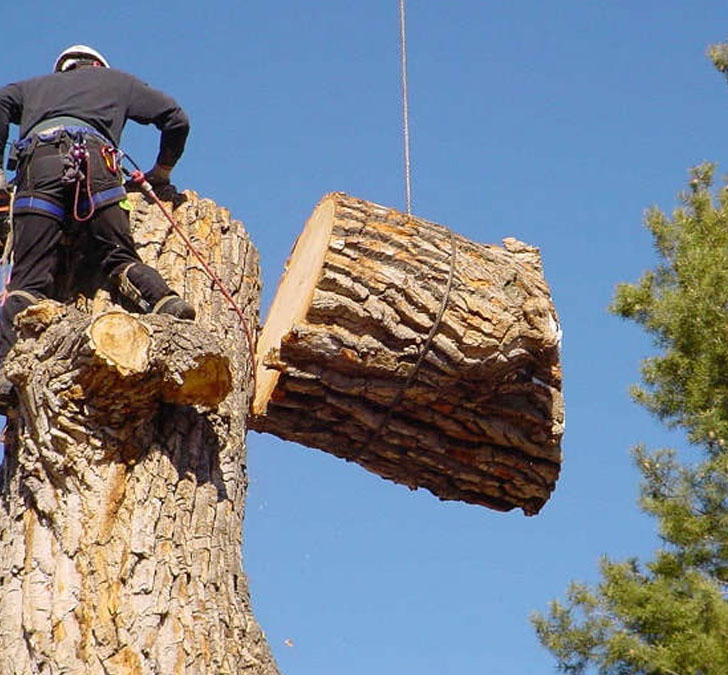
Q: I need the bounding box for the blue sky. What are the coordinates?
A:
[4,1,728,673]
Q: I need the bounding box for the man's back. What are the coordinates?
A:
[0,67,188,162]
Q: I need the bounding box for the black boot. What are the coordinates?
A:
[153,295,196,320]
[115,263,195,319]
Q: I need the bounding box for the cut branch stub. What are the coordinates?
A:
[251,192,564,515]
[8,302,232,419]
[86,310,233,408]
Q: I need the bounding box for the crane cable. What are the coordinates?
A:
[359,4,461,453]
[399,0,413,215]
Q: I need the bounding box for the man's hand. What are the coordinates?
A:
[145,163,172,187]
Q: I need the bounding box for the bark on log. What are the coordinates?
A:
[0,188,278,674]
[251,192,564,516]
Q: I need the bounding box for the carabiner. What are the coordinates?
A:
[101,145,119,175]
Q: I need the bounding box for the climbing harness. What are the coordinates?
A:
[120,155,259,397]
[61,137,96,222]
[9,125,123,223]
[360,228,457,453]
[399,0,413,215]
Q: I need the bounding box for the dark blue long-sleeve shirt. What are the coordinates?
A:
[0,66,189,168]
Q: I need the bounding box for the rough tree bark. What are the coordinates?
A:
[252,193,563,515]
[0,188,279,674]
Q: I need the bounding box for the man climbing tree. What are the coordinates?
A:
[0,44,195,403]
[531,42,728,675]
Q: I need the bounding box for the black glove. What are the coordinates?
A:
[145,163,172,187]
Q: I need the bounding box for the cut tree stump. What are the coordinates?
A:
[251,192,564,515]
[0,188,278,674]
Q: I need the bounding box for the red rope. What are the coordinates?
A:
[130,171,258,402]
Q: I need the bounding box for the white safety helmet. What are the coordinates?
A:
[53,45,110,73]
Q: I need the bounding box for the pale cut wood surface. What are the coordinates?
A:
[252,192,564,515]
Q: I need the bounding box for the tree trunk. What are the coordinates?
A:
[252,192,563,516]
[0,189,278,674]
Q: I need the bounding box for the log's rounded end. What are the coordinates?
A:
[253,195,336,415]
[88,311,151,375]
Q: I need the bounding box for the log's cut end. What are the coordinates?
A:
[251,192,564,516]
[253,196,335,415]
[88,311,151,375]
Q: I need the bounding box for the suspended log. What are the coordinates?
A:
[251,193,564,515]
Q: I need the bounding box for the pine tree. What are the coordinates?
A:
[531,46,728,675]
